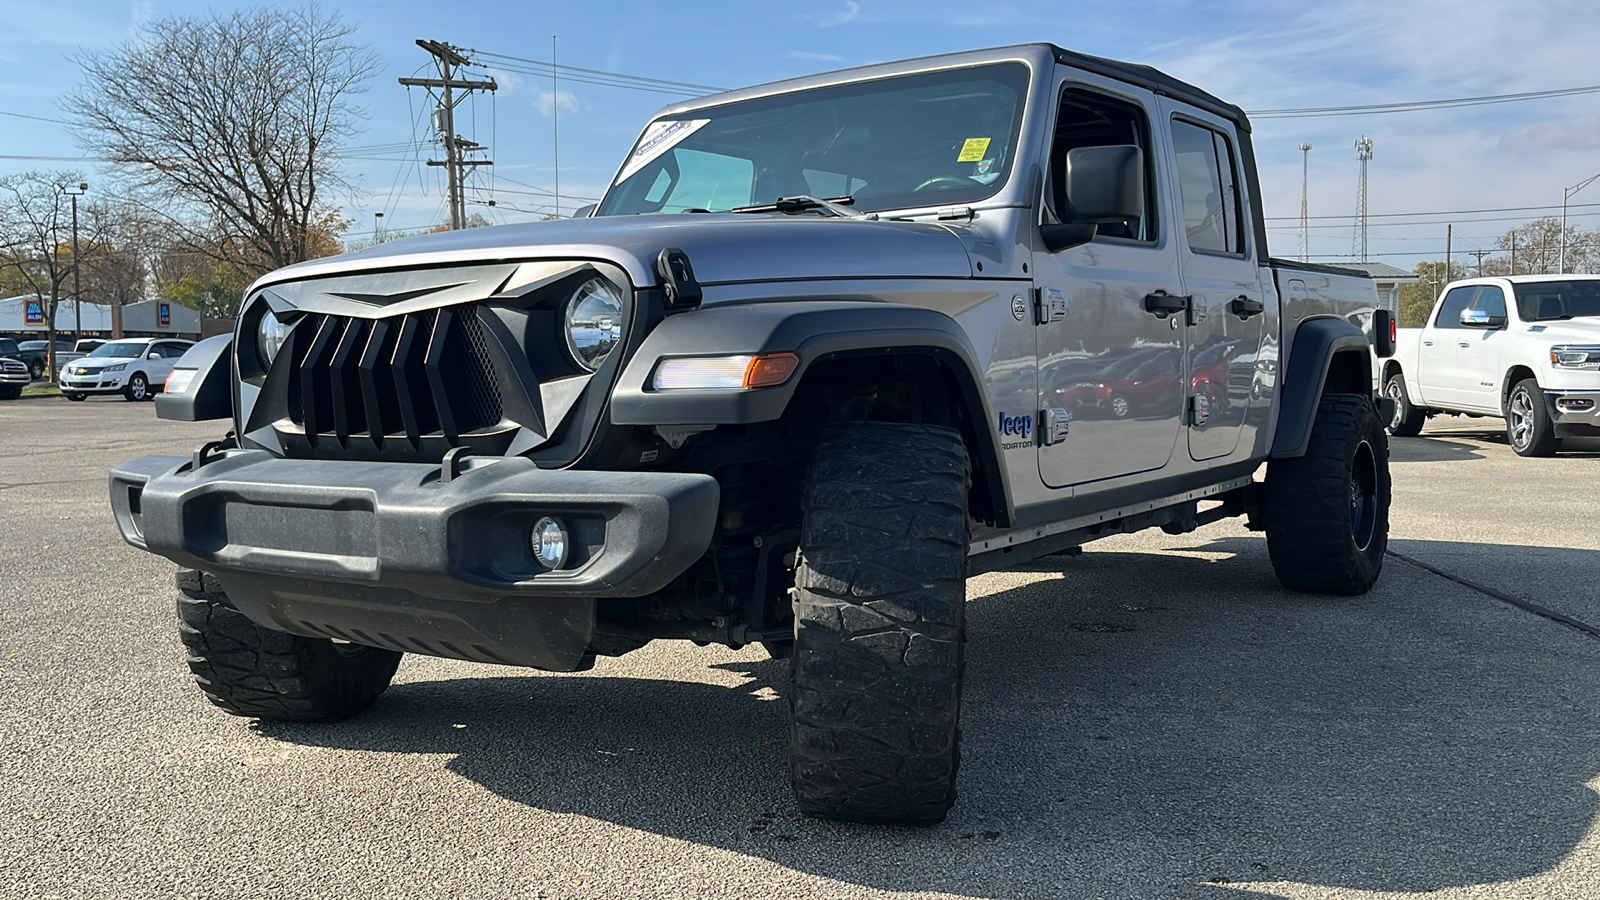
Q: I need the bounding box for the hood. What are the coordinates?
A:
[254,214,975,294]
[1525,319,1600,344]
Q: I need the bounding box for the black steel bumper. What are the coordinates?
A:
[110,450,719,671]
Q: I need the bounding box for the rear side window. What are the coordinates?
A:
[0,339,18,355]
[1171,119,1244,255]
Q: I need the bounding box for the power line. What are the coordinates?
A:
[1249,82,1600,118]
[469,48,729,95]
[0,109,68,125]
[1265,200,1600,222]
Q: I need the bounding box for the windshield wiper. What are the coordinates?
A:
[731,195,871,219]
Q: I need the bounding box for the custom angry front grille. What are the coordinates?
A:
[283,305,511,456]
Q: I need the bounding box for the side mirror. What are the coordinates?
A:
[1039,222,1098,252]
[1064,145,1145,223]
[573,203,597,218]
[1373,309,1396,357]
[1460,308,1506,328]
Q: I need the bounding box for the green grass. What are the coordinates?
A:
[21,383,61,397]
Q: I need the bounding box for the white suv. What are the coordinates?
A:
[61,338,194,401]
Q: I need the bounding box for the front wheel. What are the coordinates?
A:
[28,359,44,380]
[176,569,403,722]
[64,392,85,401]
[790,423,970,825]
[1263,394,1390,595]
[1505,378,1559,457]
[123,372,149,401]
[1384,372,1426,437]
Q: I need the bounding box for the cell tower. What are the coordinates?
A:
[1299,143,1312,262]
[1353,136,1373,263]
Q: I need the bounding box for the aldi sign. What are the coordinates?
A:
[158,301,171,328]
[24,298,44,325]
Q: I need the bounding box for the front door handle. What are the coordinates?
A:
[1228,296,1265,320]
[1458,342,1471,348]
[1423,340,1434,347]
[1143,291,1190,318]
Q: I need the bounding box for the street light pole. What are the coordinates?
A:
[64,182,88,340]
[1561,173,1600,274]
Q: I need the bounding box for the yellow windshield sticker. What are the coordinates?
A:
[957,137,991,162]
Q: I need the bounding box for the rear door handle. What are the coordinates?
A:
[1458,342,1471,348]
[1143,291,1190,318]
[1423,340,1433,346]
[1228,296,1265,320]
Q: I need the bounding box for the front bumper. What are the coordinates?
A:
[60,372,124,392]
[110,450,719,670]
[1547,389,1600,434]
[0,371,29,387]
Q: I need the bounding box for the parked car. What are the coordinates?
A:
[0,337,23,371]
[1384,275,1600,455]
[15,339,79,380]
[59,338,194,401]
[0,356,28,399]
[73,338,105,355]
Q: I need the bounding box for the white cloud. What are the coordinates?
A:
[535,89,580,118]
[820,1,860,27]
[787,51,849,64]
[1499,118,1600,154]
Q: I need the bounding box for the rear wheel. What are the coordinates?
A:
[1384,372,1426,437]
[28,359,44,379]
[1264,394,1390,595]
[176,569,403,722]
[789,423,970,825]
[1505,378,1559,457]
[123,372,148,401]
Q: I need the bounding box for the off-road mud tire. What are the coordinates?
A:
[1264,394,1390,595]
[1384,372,1425,437]
[789,422,970,825]
[176,569,402,722]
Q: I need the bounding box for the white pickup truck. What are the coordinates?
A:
[1383,274,1600,455]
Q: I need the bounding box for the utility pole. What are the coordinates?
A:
[64,182,87,341]
[552,35,561,219]
[401,40,497,230]
[1353,136,1373,264]
[1468,248,1489,276]
[1445,224,1452,285]
[1298,143,1312,262]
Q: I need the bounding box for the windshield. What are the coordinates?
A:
[1513,280,1600,321]
[597,63,1030,216]
[89,341,148,359]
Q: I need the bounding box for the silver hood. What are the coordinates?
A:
[252,214,977,294]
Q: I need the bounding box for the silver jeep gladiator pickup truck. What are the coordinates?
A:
[111,44,1394,825]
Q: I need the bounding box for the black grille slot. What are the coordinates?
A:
[288,305,505,453]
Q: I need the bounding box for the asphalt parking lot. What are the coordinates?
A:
[3,397,1598,900]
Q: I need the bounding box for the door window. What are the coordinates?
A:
[1171,120,1244,255]
[1433,286,1478,329]
[1046,89,1157,242]
[1470,285,1507,319]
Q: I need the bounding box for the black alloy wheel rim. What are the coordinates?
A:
[1349,439,1378,551]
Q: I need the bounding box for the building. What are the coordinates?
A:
[0,296,231,341]
[1338,262,1420,312]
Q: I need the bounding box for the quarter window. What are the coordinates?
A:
[1171,120,1244,255]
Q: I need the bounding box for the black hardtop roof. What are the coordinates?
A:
[1045,44,1253,134]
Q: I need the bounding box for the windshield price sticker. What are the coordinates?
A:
[618,119,711,182]
[957,137,992,162]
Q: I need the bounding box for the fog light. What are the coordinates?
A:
[531,516,569,569]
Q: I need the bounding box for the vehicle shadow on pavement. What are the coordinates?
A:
[1388,435,1488,463]
[256,537,1600,900]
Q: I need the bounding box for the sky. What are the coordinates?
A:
[3,0,1600,271]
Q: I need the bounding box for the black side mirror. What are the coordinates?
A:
[573,203,597,218]
[1373,309,1396,357]
[1065,145,1145,223]
[1039,222,1098,252]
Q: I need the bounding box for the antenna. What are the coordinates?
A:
[1353,136,1373,263]
[1298,143,1312,262]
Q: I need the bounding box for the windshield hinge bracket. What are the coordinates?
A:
[656,247,703,311]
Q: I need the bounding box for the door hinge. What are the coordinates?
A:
[1034,286,1068,325]
[1040,407,1072,444]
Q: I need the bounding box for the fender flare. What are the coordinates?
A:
[610,299,1012,524]
[1271,317,1375,458]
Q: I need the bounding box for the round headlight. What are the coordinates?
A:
[257,310,291,367]
[563,278,624,372]
[531,516,569,569]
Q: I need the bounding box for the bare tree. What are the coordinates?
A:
[1481,217,1600,276]
[0,170,95,378]
[65,6,376,281]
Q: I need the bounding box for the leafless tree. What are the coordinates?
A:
[65,6,376,281]
[0,170,96,378]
